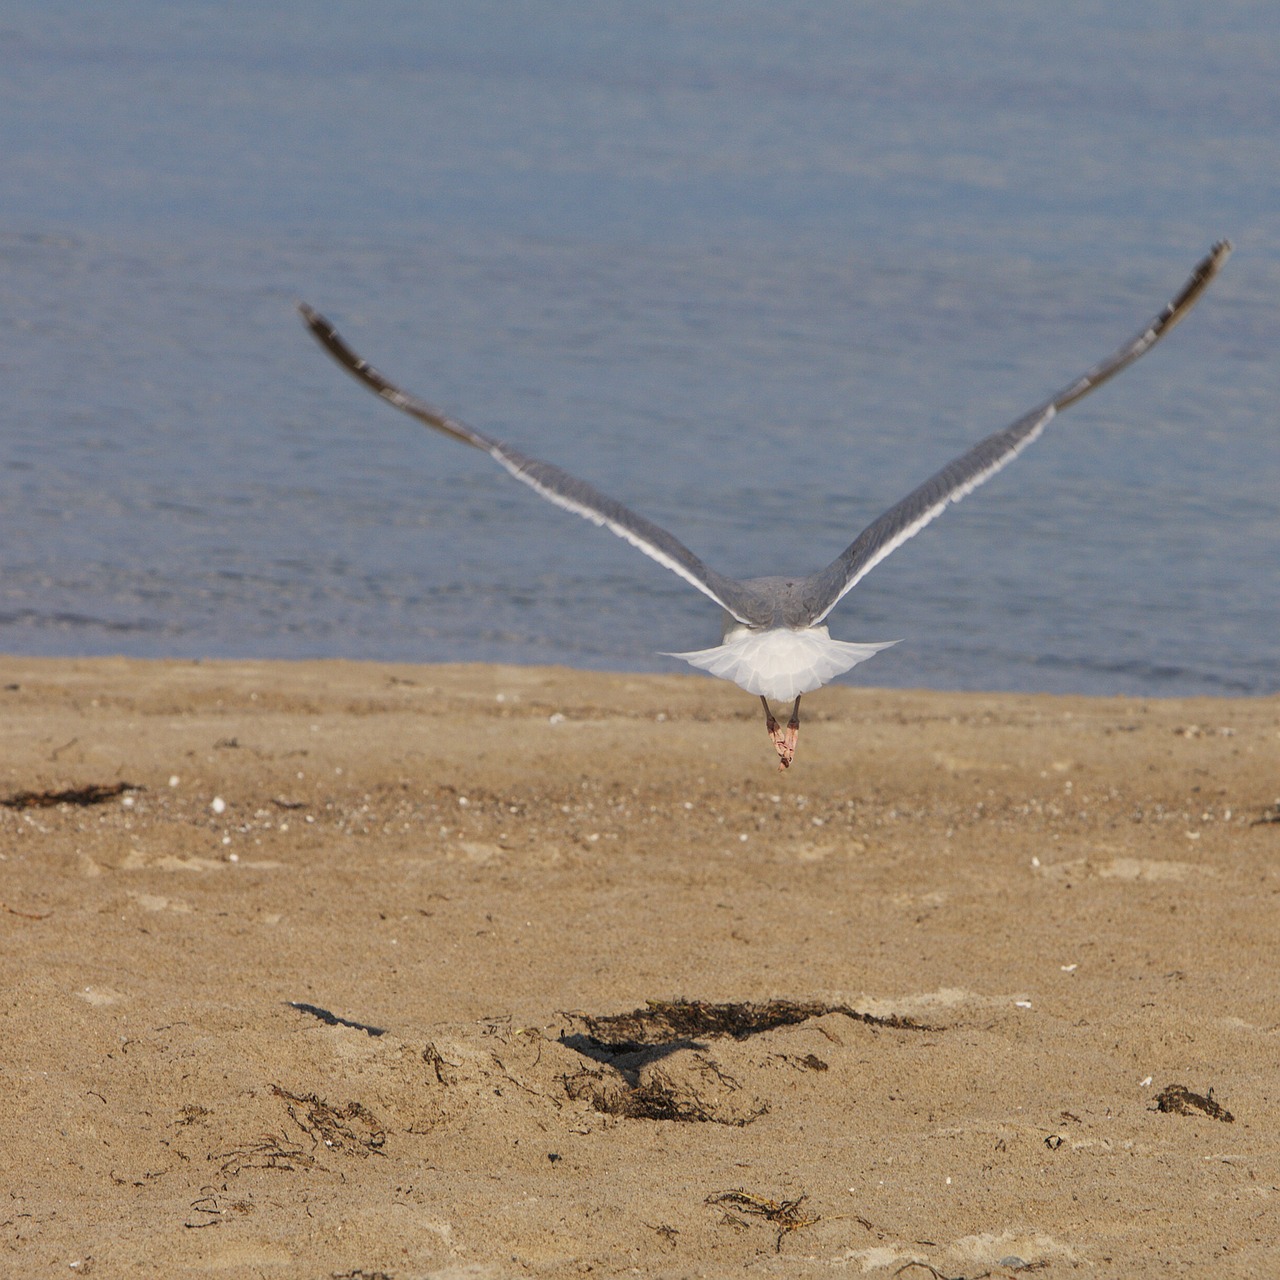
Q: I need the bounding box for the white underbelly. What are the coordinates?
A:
[666,626,898,702]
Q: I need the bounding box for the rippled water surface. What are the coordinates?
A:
[2,3,1276,695]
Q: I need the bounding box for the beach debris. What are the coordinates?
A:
[1251,800,1280,826]
[216,1133,313,1176]
[559,997,925,1125]
[893,1262,1047,1279]
[706,1189,819,1252]
[564,1057,767,1126]
[648,1221,680,1251]
[1153,1083,1235,1122]
[184,1188,254,1229]
[0,780,140,809]
[270,1085,387,1156]
[218,1094,387,1177]
[2,900,52,920]
[568,997,927,1054]
[422,1041,458,1085]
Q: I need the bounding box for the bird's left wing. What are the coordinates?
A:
[299,305,766,625]
[802,240,1232,626]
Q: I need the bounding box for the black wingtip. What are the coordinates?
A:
[297,301,330,336]
[1204,238,1233,279]
[297,302,366,376]
[1167,239,1233,321]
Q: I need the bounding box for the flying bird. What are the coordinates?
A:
[300,241,1230,769]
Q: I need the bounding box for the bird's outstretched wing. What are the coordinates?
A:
[803,240,1232,627]
[299,304,768,625]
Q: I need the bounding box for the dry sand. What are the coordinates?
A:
[2,655,1278,1278]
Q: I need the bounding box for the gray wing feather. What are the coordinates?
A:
[298,304,767,625]
[804,240,1232,626]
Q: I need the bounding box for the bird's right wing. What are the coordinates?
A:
[299,305,766,625]
[803,240,1232,626]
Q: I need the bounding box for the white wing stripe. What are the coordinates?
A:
[299,302,763,626]
[489,448,756,621]
[806,241,1230,626]
[810,407,1054,625]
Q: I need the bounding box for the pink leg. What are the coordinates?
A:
[783,696,800,769]
[761,695,801,770]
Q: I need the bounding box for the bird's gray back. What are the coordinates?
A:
[738,575,832,629]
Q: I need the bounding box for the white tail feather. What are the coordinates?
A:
[665,626,898,702]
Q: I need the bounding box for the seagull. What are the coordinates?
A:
[300,241,1230,769]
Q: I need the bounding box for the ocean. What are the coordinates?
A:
[1,1,1276,696]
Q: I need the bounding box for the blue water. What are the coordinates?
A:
[1,2,1276,696]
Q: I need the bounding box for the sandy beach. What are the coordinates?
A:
[3,655,1277,1277]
